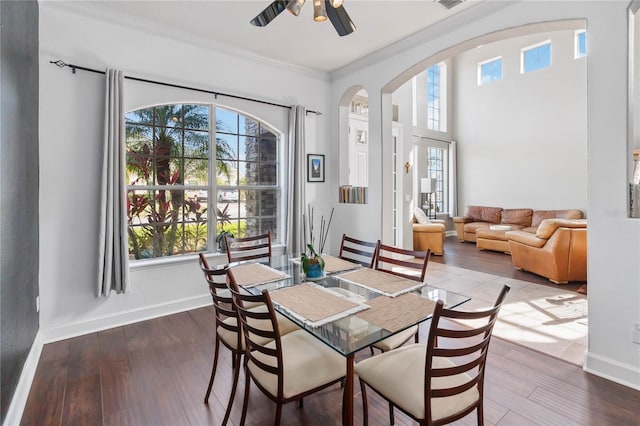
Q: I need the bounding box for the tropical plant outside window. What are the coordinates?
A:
[125,104,280,260]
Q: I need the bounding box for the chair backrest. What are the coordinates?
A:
[338,234,378,268]
[423,285,510,425]
[225,232,272,263]
[227,270,284,396]
[198,253,240,349]
[373,242,430,282]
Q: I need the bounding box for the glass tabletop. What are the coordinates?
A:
[237,254,470,356]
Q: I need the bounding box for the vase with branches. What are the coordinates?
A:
[301,205,334,278]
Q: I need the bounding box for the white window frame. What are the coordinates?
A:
[477,56,503,86]
[521,40,552,74]
[574,30,587,59]
[426,62,447,133]
[124,102,284,261]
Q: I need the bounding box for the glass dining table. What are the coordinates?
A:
[232,254,470,426]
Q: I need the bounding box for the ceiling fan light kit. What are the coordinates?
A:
[251,0,355,36]
[313,0,328,22]
[286,0,305,16]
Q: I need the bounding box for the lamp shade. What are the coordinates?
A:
[421,177,437,194]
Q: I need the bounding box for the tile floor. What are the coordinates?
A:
[425,262,588,366]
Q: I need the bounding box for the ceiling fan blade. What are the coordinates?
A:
[325,1,355,37]
[250,1,287,27]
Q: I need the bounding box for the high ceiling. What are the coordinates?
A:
[46,0,480,73]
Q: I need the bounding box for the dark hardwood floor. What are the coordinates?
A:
[22,307,639,426]
[22,237,627,426]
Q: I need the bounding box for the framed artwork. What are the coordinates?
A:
[307,154,325,182]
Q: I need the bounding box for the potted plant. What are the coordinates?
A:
[216,203,233,252]
[301,205,334,278]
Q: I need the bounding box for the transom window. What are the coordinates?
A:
[521,40,551,74]
[478,56,503,85]
[427,63,447,132]
[125,104,280,260]
[575,30,587,58]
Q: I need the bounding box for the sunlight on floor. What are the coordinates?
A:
[425,262,588,365]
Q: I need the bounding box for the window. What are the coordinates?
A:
[575,30,587,58]
[426,63,446,132]
[521,40,551,73]
[478,57,503,85]
[426,147,446,214]
[125,104,280,260]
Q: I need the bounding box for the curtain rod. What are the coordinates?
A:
[50,60,322,116]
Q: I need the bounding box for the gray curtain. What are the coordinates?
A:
[97,69,129,297]
[286,106,306,255]
[448,140,458,218]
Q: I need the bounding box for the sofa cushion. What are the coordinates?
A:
[413,207,429,224]
[531,210,584,227]
[501,209,533,227]
[464,205,503,224]
[505,230,547,248]
[463,222,493,234]
[536,219,587,239]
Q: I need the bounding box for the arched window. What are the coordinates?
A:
[125,104,281,259]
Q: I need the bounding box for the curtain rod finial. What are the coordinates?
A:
[51,59,67,68]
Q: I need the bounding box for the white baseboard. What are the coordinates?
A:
[583,350,640,391]
[2,294,212,426]
[3,332,44,426]
[39,294,212,344]
[445,230,457,237]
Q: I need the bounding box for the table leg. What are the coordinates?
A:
[342,354,354,426]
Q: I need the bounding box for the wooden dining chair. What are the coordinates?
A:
[198,253,298,425]
[374,242,430,282]
[338,233,378,268]
[225,232,272,263]
[370,243,431,353]
[198,253,239,426]
[227,269,347,426]
[355,285,510,426]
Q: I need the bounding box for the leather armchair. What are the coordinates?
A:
[413,220,446,255]
[506,219,587,284]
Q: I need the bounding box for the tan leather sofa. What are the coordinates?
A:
[506,219,587,284]
[413,217,446,256]
[454,206,584,253]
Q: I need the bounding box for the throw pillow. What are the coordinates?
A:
[413,207,429,224]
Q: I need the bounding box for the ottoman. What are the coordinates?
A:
[476,225,512,254]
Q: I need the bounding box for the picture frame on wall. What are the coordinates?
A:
[307,154,325,182]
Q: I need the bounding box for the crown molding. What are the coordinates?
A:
[40,1,331,82]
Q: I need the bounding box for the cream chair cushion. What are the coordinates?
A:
[217,305,299,349]
[373,325,418,352]
[248,330,346,399]
[355,344,479,421]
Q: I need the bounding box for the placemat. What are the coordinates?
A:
[269,283,369,328]
[355,293,436,333]
[321,255,361,274]
[230,263,290,288]
[336,268,426,297]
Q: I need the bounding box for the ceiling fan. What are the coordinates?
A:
[250,0,356,37]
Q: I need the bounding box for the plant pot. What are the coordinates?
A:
[302,255,325,278]
[305,262,324,278]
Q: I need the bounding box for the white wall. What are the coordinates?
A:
[453,29,587,210]
[38,4,332,340]
[329,1,639,390]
